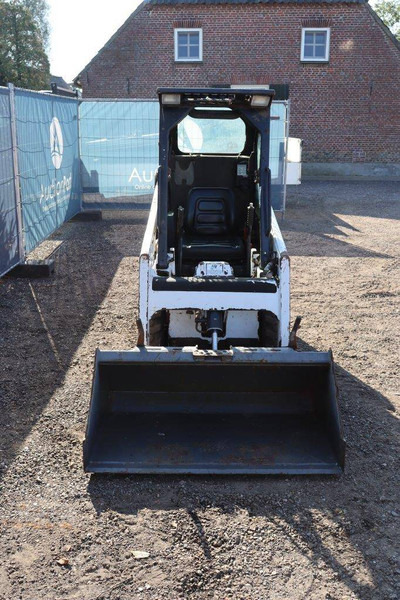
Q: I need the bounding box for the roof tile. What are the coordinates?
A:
[149,0,365,4]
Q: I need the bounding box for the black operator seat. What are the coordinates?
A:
[181,188,245,263]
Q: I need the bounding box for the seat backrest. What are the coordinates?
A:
[184,188,235,236]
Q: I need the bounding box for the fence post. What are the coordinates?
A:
[77,99,83,212]
[8,83,25,262]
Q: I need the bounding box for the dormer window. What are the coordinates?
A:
[174,28,203,62]
[301,28,330,62]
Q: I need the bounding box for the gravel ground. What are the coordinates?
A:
[0,181,399,600]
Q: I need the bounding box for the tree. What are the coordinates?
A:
[0,0,50,89]
[22,0,50,49]
[373,0,400,41]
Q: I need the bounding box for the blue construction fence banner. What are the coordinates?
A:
[15,90,81,253]
[0,87,20,277]
[79,100,158,209]
[79,100,288,211]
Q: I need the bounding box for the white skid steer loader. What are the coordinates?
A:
[84,89,345,475]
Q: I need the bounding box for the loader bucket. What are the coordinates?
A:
[84,347,345,475]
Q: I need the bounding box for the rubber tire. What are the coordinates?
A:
[149,310,169,346]
[258,310,280,347]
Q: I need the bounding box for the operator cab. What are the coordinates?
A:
[156,88,275,277]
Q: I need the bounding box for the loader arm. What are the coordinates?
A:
[139,185,158,336]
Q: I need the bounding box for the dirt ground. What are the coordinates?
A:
[0,181,399,600]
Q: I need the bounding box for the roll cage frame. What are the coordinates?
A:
[156,87,275,270]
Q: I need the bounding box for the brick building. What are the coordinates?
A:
[75,0,400,176]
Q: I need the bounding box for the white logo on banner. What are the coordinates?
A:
[50,117,64,169]
[128,168,155,191]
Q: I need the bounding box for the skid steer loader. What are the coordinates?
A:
[84,88,345,474]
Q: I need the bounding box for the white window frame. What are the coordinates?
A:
[301,27,330,62]
[174,28,203,62]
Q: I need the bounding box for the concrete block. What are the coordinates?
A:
[9,259,55,278]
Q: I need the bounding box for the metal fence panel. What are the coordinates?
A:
[79,100,158,209]
[0,87,20,277]
[15,90,81,253]
[1,93,288,274]
[79,99,288,212]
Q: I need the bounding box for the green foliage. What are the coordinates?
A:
[22,0,50,49]
[0,0,50,89]
[374,0,400,40]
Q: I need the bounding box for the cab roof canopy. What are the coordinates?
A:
[157,88,275,108]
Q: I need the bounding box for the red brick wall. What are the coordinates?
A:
[80,2,400,163]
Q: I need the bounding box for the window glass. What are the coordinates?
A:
[304,44,314,58]
[189,44,199,58]
[177,114,246,154]
[189,32,199,45]
[315,32,326,44]
[302,30,328,60]
[177,31,200,60]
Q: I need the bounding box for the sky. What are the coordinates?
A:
[48,0,142,82]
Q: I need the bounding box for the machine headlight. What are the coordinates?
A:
[162,93,181,105]
[251,94,271,108]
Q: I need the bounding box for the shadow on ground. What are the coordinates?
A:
[0,212,147,480]
[283,181,399,258]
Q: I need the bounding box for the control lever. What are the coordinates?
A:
[246,203,255,276]
[176,206,184,276]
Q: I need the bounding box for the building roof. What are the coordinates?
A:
[148,0,365,3]
[51,76,72,89]
[74,0,400,85]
